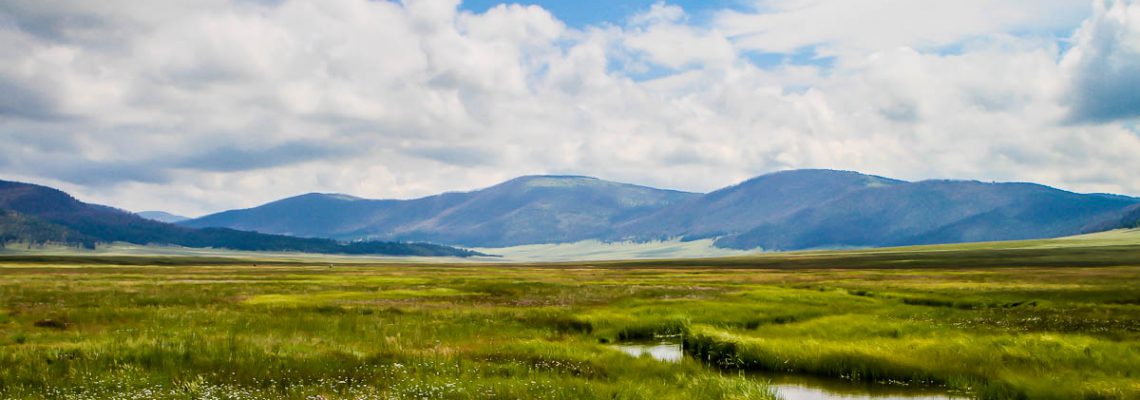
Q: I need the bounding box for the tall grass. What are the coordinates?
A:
[2,241,1139,399]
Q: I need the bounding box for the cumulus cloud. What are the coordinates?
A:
[1062,0,1140,123]
[0,0,1138,216]
[622,3,736,70]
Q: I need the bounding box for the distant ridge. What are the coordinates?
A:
[137,211,190,223]
[713,179,1138,250]
[183,175,697,247]
[181,170,1140,250]
[0,180,483,257]
[612,169,904,241]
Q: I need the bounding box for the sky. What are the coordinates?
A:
[1,0,1139,217]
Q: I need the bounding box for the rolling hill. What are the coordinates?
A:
[713,180,1138,250]
[0,180,482,257]
[180,169,1140,251]
[183,175,697,247]
[611,169,904,241]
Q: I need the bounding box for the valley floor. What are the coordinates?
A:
[2,231,1139,399]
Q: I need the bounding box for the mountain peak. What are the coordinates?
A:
[504,175,603,188]
[311,193,363,201]
[614,169,907,241]
[184,173,698,247]
[263,192,364,206]
[741,169,905,186]
[0,179,87,214]
[515,174,599,180]
[175,170,1140,250]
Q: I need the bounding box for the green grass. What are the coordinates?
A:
[2,230,1140,399]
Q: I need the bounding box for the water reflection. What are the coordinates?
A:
[760,373,968,400]
[609,340,969,400]
[612,341,683,363]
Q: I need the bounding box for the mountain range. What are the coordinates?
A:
[182,175,694,247]
[0,180,482,257]
[179,169,1140,250]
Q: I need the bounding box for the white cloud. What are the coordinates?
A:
[0,0,1138,217]
[718,0,1089,55]
[1062,0,1140,123]
[622,4,737,70]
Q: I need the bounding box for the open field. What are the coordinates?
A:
[2,230,1140,399]
[469,239,758,261]
[0,238,758,263]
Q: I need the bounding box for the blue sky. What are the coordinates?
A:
[463,0,839,75]
[457,0,1086,72]
[460,0,751,28]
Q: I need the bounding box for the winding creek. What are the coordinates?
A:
[611,340,969,400]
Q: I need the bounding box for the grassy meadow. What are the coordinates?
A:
[2,230,1140,399]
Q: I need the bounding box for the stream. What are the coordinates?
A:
[611,340,969,400]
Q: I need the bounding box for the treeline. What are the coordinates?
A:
[1081,204,1140,233]
[0,181,484,257]
[0,210,97,249]
[170,227,485,256]
[1122,206,1140,229]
